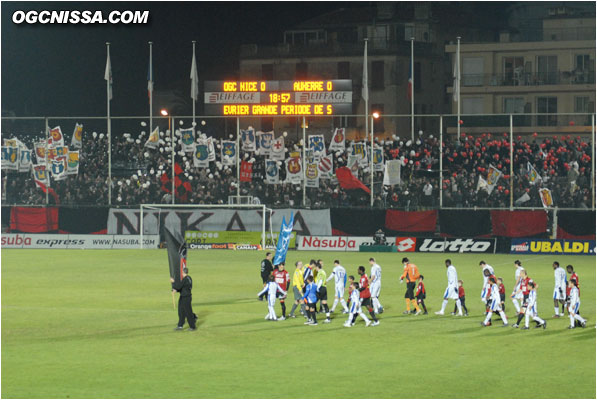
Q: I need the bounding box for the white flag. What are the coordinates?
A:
[256,131,273,156]
[285,156,302,184]
[180,128,195,153]
[270,136,285,161]
[362,40,368,102]
[145,126,159,149]
[18,148,32,173]
[383,159,401,186]
[241,128,256,152]
[308,134,325,159]
[539,188,553,208]
[329,128,345,151]
[105,46,112,100]
[221,140,236,166]
[318,154,333,179]
[71,123,83,149]
[305,162,319,188]
[190,43,199,101]
[1,146,18,170]
[372,146,384,172]
[476,176,488,193]
[452,60,460,102]
[515,192,531,206]
[207,137,216,162]
[486,165,502,194]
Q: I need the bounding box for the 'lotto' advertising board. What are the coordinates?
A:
[510,238,595,255]
[395,237,496,253]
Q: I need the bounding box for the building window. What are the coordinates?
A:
[338,62,350,79]
[371,25,387,48]
[574,54,591,83]
[574,96,590,113]
[336,28,357,43]
[503,57,524,86]
[295,62,308,79]
[462,57,484,86]
[371,61,384,90]
[262,64,273,80]
[404,24,415,40]
[371,104,385,133]
[537,96,557,126]
[503,97,525,113]
[462,97,484,114]
[537,55,558,84]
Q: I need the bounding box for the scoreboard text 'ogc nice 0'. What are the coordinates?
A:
[203,80,353,116]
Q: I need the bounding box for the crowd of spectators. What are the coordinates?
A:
[2,123,593,210]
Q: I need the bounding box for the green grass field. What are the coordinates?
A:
[2,249,595,398]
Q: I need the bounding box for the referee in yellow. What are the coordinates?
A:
[288,261,306,318]
[400,257,421,315]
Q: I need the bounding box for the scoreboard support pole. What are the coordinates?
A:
[302,116,306,206]
[236,117,240,202]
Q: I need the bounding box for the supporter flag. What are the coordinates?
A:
[221,140,236,166]
[304,149,315,164]
[3,138,18,147]
[347,154,360,173]
[285,156,302,184]
[273,212,294,266]
[476,176,488,193]
[71,123,83,149]
[329,128,345,151]
[32,165,59,204]
[318,154,333,179]
[145,126,159,149]
[372,146,384,172]
[147,48,153,101]
[240,160,253,182]
[180,128,195,153]
[452,60,460,102]
[351,142,367,162]
[51,157,67,180]
[305,162,319,188]
[362,40,368,102]
[515,192,531,206]
[265,160,279,184]
[55,145,69,157]
[241,128,256,151]
[336,166,371,194]
[46,147,57,161]
[66,151,79,175]
[539,188,553,208]
[190,42,199,101]
[270,135,285,161]
[486,165,502,194]
[1,146,18,170]
[164,226,186,286]
[34,142,46,163]
[193,140,209,168]
[383,159,401,186]
[18,148,32,173]
[50,126,64,146]
[256,131,273,156]
[308,134,325,159]
[207,137,216,162]
[527,161,541,185]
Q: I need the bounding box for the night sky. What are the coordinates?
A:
[1,2,514,117]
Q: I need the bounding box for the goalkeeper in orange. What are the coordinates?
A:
[400,257,421,315]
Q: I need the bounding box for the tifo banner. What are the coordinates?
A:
[1,233,160,249]
[10,206,59,233]
[510,238,595,255]
[385,210,437,233]
[556,210,596,240]
[438,210,492,237]
[395,237,496,253]
[185,230,296,248]
[297,235,390,252]
[108,208,331,236]
[491,210,547,238]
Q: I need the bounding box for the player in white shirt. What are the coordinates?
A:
[327,260,349,313]
[552,261,567,317]
[257,276,287,321]
[520,281,546,330]
[511,260,524,314]
[369,257,383,314]
[479,261,495,302]
[481,277,508,327]
[567,278,587,329]
[344,282,371,327]
[435,259,463,316]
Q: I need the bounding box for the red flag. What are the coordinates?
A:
[34,179,60,204]
[240,161,253,182]
[335,166,370,194]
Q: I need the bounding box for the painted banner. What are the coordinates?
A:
[329,128,345,151]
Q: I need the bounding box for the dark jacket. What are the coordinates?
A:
[172,275,193,297]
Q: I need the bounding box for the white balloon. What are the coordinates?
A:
[283,131,288,137]
[249,158,255,163]
[392,135,398,140]
[117,196,122,202]
[140,121,147,127]
[159,148,164,153]
[159,131,164,137]
[99,133,105,139]
[406,140,412,147]
[229,134,233,139]
[192,121,197,127]
[409,160,413,164]
[183,156,187,162]
[208,173,213,179]
[158,165,163,170]
[410,150,415,156]
[276,161,282,166]
[418,130,423,136]
[179,120,184,126]
[92,132,98,138]
[429,135,434,139]
[201,120,206,126]
[126,179,131,185]
[416,140,421,145]
[189,175,193,180]
[136,139,141,144]
[399,141,403,146]
[150,168,155,174]
[216,144,221,149]
[117,180,122,186]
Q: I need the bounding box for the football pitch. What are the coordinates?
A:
[1,249,595,399]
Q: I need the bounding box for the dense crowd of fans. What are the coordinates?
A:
[2,124,593,210]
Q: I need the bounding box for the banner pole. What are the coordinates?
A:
[510,114,513,210]
[302,116,306,207]
[44,117,49,205]
[439,115,443,208]
[237,117,240,202]
[370,114,374,207]
[171,117,175,204]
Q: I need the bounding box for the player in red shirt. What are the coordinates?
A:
[273,262,290,320]
[352,266,379,326]
[497,278,506,312]
[415,275,428,314]
[511,270,537,328]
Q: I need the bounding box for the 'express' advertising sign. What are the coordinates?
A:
[510,238,595,255]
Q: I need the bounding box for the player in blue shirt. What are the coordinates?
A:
[301,276,319,325]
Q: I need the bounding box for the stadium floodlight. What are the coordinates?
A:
[139,203,274,250]
[160,109,169,116]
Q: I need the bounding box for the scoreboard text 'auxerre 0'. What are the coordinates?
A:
[203,80,353,116]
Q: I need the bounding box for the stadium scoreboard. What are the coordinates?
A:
[204,80,353,116]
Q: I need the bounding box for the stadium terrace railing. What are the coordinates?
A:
[1,113,595,211]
